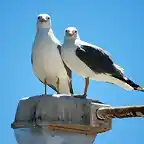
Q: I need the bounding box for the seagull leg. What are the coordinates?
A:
[83,77,89,98]
[71,78,89,99]
[44,79,47,95]
[56,77,60,94]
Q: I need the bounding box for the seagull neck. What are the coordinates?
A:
[37,28,51,34]
[64,38,75,44]
[36,28,52,40]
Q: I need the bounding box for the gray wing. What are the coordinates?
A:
[75,44,144,91]
[75,44,123,77]
[57,45,74,94]
[31,52,58,93]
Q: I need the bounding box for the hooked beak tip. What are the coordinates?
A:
[69,32,74,36]
[40,19,47,23]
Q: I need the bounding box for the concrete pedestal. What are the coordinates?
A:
[12,94,112,144]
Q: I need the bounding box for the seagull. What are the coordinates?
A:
[61,27,144,98]
[31,14,73,95]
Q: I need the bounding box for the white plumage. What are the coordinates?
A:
[61,27,144,97]
[31,14,73,95]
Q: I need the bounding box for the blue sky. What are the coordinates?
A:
[0,0,144,143]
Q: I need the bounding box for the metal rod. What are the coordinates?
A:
[96,105,144,120]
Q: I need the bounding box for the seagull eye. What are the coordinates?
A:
[65,30,68,33]
[47,17,50,20]
[75,30,77,33]
[38,16,42,20]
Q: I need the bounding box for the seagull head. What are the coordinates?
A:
[64,27,80,40]
[37,14,51,29]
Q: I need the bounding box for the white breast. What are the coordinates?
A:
[32,39,68,83]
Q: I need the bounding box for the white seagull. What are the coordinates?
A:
[61,27,144,98]
[31,14,73,95]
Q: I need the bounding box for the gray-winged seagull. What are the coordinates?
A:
[31,14,73,95]
[61,27,144,98]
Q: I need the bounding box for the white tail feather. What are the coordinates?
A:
[92,74,133,91]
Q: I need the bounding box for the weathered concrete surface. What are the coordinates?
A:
[11,94,112,144]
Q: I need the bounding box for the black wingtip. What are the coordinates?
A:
[70,85,74,94]
[124,77,144,92]
[48,84,59,93]
[123,77,144,92]
[113,74,144,92]
[134,86,144,92]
